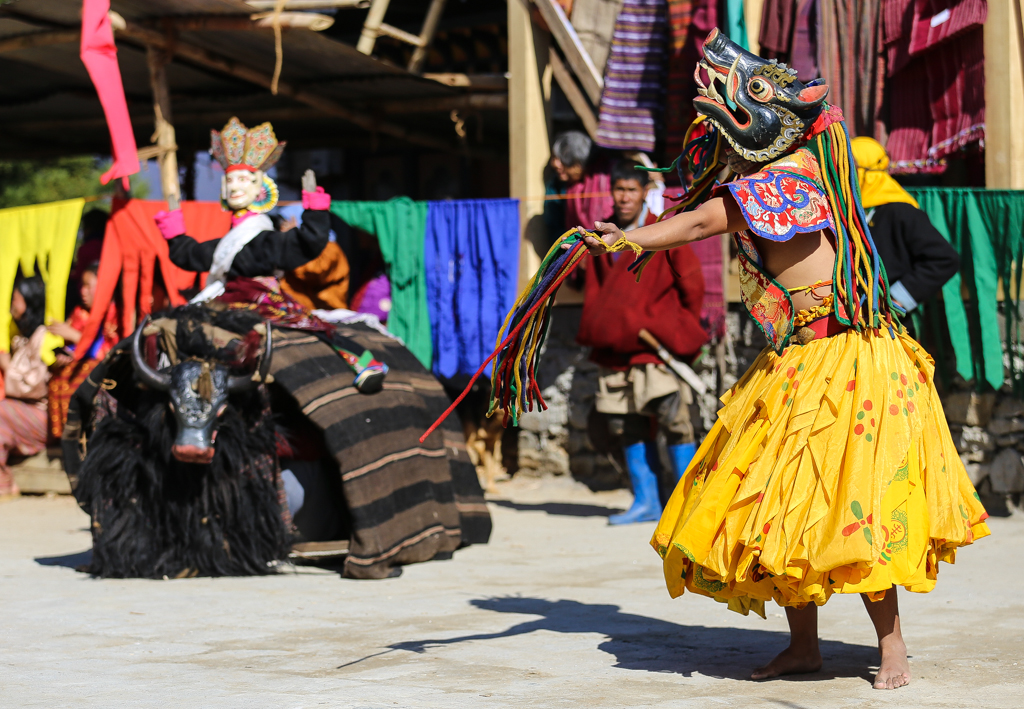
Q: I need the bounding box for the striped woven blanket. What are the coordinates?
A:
[269,324,491,578]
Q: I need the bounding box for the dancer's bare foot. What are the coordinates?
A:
[751,645,823,679]
[752,604,821,680]
[873,636,910,689]
[862,588,910,690]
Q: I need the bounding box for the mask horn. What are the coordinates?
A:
[794,83,829,108]
[131,316,171,391]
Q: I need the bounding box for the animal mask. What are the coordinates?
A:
[693,28,829,164]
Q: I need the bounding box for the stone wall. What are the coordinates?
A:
[946,391,1024,512]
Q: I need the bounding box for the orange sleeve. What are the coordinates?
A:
[281,242,350,311]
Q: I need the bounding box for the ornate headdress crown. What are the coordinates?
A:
[210,117,286,173]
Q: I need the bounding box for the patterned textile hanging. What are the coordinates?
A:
[595,0,669,152]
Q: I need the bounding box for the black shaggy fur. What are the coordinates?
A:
[75,305,291,579]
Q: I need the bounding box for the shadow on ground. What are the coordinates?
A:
[488,500,624,517]
[35,550,92,569]
[342,596,877,685]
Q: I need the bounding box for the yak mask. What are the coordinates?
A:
[693,28,829,164]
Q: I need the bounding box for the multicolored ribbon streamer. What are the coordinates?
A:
[420,228,640,442]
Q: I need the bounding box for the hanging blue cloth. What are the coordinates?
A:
[425,199,520,379]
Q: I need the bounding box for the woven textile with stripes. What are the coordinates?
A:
[270,325,491,578]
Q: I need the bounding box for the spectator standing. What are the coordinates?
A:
[851,138,960,316]
[550,131,615,233]
[577,162,707,525]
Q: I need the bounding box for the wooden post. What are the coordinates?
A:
[356,0,392,55]
[532,0,603,104]
[744,0,764,55]
[984,0,1024,188]
[408,0,447,74]
[146,45,181,209]
[549,47,597,139]
[508,0,552,289]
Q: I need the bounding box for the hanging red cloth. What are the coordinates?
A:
[74,200,232,360]
[79,0,139,187]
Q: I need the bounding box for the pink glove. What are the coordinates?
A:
[154,209,186,240]
[302,186,331,211]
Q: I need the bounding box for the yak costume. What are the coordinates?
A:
[155,118,386,392]
[649,30,989,617]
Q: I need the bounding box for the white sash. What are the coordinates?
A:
[190,214,274,304]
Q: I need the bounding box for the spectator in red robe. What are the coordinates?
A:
[577,161,708,525]
[46,262,119,440]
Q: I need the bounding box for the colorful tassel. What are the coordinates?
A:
[807,117,896,330]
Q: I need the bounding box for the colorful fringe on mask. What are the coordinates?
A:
[807,117,897,331]
[420,228,641,442]
[629,116,725,280]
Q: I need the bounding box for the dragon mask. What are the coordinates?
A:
[693,28,829,164]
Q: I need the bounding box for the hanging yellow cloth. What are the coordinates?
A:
[851,137,920,209]
[0,199,85,360]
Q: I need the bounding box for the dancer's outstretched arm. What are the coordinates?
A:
[576,195,748,253]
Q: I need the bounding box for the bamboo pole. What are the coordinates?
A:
[146,45,181,209]
[356,0,392,55]
[408,0,447,74]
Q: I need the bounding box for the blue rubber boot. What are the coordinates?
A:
[609,441,663,525]
[667,442,698,485]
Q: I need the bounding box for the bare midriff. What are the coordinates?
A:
[750,229,837,312]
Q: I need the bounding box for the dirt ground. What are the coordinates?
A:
[2,476,1022,709]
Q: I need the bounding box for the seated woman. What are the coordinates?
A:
[46,262,119,440]
[0,276,50,497]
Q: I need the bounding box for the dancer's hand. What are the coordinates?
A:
[561,222,624,254]
[154,209,186,240]
[586,221,625,254]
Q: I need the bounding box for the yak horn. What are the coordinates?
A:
[228,321,273,393]
[131,316,171,391]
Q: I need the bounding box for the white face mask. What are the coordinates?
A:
[223,170,264,211]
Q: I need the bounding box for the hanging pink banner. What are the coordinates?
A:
[80,0,139,187]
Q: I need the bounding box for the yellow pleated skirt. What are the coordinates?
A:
[651,328,990,617]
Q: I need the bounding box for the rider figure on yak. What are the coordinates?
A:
[65,119,490,580]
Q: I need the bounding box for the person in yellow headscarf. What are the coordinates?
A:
[851,137,959,316]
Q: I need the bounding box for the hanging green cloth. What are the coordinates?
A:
[908,189,1024,392]
[725,0,748,49]
[330,198,432,368]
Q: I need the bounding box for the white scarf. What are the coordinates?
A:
[190,213,274,304]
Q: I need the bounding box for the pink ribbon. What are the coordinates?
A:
[80,0,139,188]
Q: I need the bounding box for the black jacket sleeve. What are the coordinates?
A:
[167,234,219,272]
[872,203,960,304]
[166,209,332,278]
[892,204,960,304]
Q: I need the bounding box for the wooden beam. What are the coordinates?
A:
[423,73,507,90]
[548,47,597,140]
[115,21,460,154]
[146,45,181,209]
[4,107,332,133]
[163,13,334,32]
[408,0,448,74]
[246,0,368,8]
[508,0,551,289]
[531,0,603,105]
[379,93,507,114]
[376,22,424,47]
[0,29,79,54]
[357,0,393,55]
